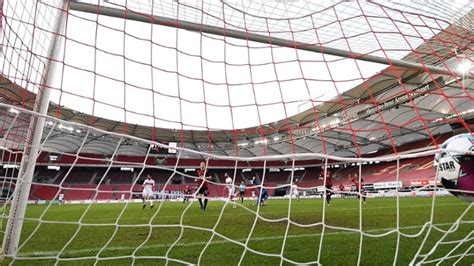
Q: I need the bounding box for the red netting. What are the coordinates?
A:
[0,1,472,265]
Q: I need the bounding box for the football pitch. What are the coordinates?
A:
[1,196,473,265]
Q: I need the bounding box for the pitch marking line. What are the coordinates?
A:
[17,222,456,257]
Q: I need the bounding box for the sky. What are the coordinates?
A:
[50,9,387,130]
[2,0,472,131]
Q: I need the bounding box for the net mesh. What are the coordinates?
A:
[0,0,473,265]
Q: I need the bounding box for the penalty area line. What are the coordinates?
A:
[16,222,455,258]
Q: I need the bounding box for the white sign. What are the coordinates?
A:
[373,181,402,189]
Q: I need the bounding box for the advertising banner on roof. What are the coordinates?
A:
[356,76,445,119]
[279,76,445,143]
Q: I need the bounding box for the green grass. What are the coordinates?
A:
[1,196,473,265]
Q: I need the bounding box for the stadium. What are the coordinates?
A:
[0,0,473,265]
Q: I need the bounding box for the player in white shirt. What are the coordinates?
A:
[224,173,236,208]
[58,193,64,205]
[291,181,300,201]
[249,176,256,205]
[142,175,155,209]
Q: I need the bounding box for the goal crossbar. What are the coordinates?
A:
[68,1,471,78]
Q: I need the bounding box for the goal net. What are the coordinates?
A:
[0,0,473,265]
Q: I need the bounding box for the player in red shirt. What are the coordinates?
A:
[351,173,366,203]
[339,183,345,198]
[325,169,333,206]
[196,161,211,210]
[318,170,323,199]
[182,185,191,204]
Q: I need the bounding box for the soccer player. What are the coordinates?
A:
[318,167,325,183]
[259,187,268,206]
[351,173,366,203]
[58,193,64,205]
[291,181,300,201]
[250,176,257,204]
[239,181,246,203]
[360,177,367,203]
[252,176,268,206]
[347,173,354,198]
[318,169,324,199]
[183,185,191,204]
[325,169,333,205]
[224,172,236,208]
[142,175,155,209]
[339,183,345,198]
[196,161,211,211]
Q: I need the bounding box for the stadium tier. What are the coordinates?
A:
[22,154,437,200]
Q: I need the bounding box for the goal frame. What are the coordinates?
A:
[68,1,470,78]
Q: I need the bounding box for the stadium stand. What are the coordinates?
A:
[23,154,437,199]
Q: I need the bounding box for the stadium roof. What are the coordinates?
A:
[2,49,472,159]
